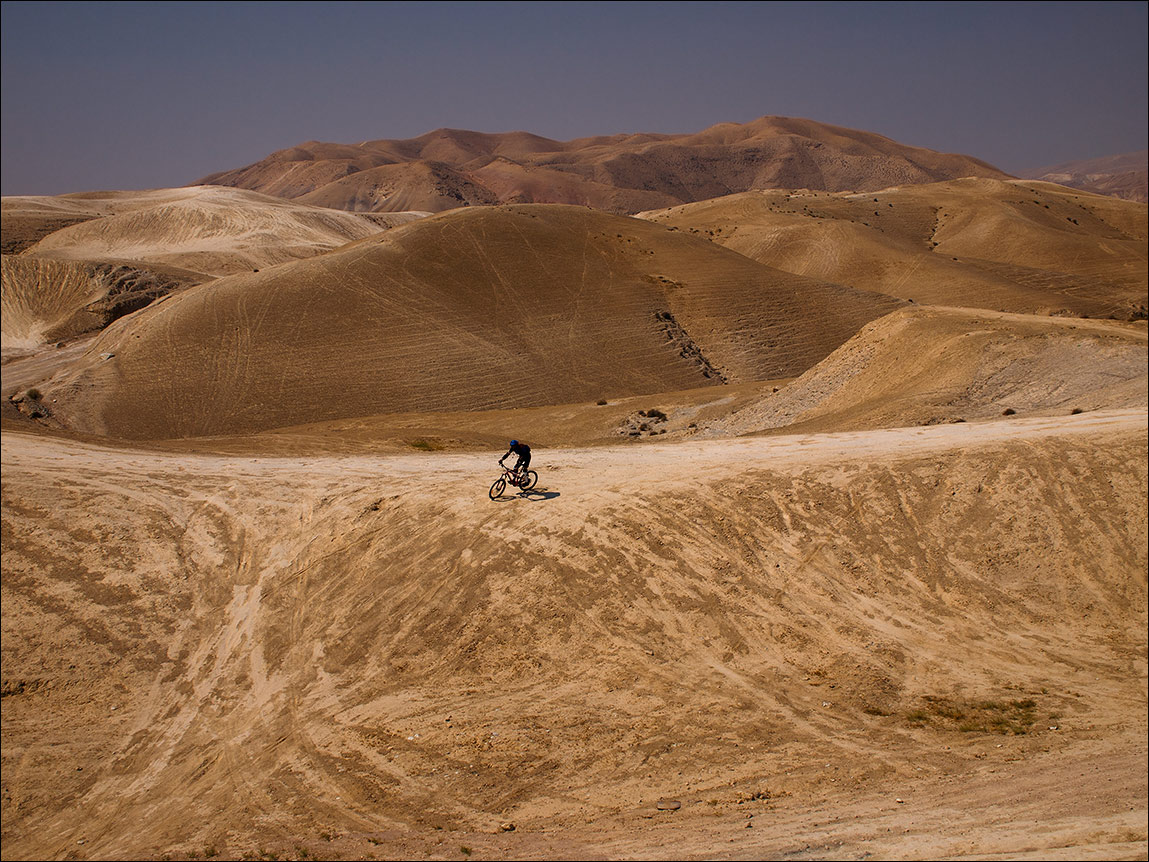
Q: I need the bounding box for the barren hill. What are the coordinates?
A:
[3,187,318,254]
[1021,150,1148,203]
[37,205,902,440]
[2,187,429,353]
[704,306,1148,436]
[22,185,424,277]
[296,161,500,213]
[197,116,1011,214]
[637,178,1148,319]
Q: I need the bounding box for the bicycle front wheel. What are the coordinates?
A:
[489,478,506,500]
[521,470,538,491]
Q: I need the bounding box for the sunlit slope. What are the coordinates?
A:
[708,306,1147,435]
[44,205,902,440]
[638,178,1148,318]
[26,185,418,277]
[4,186,284,253]
[1,418,1144,858]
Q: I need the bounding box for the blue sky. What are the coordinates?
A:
[2,1,1146,195]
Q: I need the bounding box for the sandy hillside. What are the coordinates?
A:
[704,306,1148,436]
[2,189,204,254]
[3,187,343,254]
[31,204,902,440]
[1,187,428,354]
[1,408,1145,861]
[197,116,1011,214]
[23,185,425,277]
[14,306,1132,460]
[637,178,1148,319]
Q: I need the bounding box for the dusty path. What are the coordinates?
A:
[6,404,1141,488]
[2,411,1146,860]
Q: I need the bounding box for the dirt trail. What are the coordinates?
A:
[2,411,1146,860]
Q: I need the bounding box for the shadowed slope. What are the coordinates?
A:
[197,116,1011,214]
[638,178,1148,318]
[42,205,902,440]
[1,256,199,351]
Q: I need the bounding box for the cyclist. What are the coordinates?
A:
[499,439,532,482]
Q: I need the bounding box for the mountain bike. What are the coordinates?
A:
[489,463,538,499]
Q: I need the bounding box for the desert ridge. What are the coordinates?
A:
[37,204,903,440]
[1,186,430,355]
[637,177,1148,319]
[1,406,1144,860]
[14,185,426,277]
[705,305,1148,436]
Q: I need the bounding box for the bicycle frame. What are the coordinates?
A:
[490,462,537,499]
[499,465,527,486]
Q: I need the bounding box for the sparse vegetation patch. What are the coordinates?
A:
[406,438,446,451]
[619,407,671,437]
[903,694,1047,735]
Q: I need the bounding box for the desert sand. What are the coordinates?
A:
[2,406,1145,860]
[2,160,1147,861]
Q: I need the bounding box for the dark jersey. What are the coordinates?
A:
[509,442,531,457]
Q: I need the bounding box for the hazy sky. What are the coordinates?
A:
[2,1,1146,195]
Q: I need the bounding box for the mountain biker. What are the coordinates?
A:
[499,439,531,481]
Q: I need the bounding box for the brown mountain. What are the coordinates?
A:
[196,116,1012,215]
[1021,151,1148,203]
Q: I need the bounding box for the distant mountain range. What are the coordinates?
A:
[1020,151,1147,203]
[196,116,1013,214]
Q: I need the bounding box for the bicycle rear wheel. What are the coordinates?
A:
[521,470,538,491]
[489,478,506,500]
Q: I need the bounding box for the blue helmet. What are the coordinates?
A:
[510,439,518,446]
